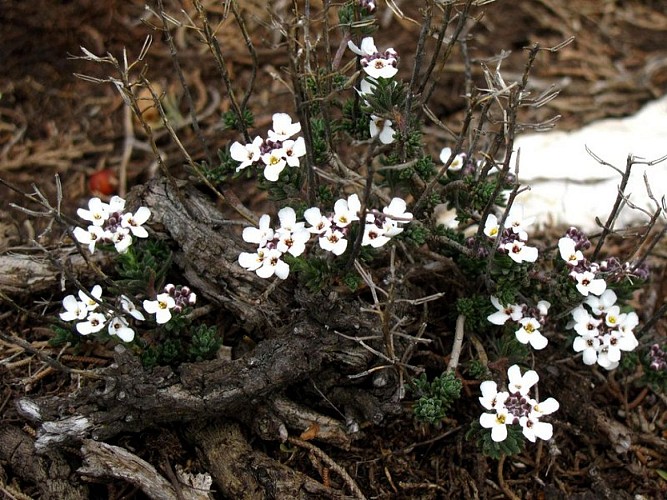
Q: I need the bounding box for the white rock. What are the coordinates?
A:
[512,94,667,231]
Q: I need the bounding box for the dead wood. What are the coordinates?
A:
[0,425,88,500]
[0,247,113,297]
[78,440,190,500]
[7,175,406,497]
[187,419,345,499]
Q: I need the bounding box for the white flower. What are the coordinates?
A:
[111,227,133,254]
[304,207,331,235]
[585,289,617,315]
[439,147,466,172]
[487,296,523,325]
[77,197,109,226]
[277,207,305,234]
[238,248,267,272]
[319,228,348,256]
[573,331,601,365]
[267,113,301,142]
[275,207,310,257]
[369,115,395,144]
[255,248,290,279]
[619,311,639,338]
[362,217,391,248]
[108,196,126,213]
[230,136,263,171]
[277,228,310,257]
[558,237,584,266]
[519,414,554,443]
[480,407,511,442]
[537,300,551,317]
[502,240,539,264]
[76,311,108,335]
[505,204,535,242]
[571,305,601,337]
[261,148,288,182]
[507,364,539,396]
[383,198,413,222]
[348,37,399,79]
[143,293,176,324]
[381,217,403,238]
[604,305,625,328]
[483,214,500,239]
[479,381,508,411]
[108,316,135,342]
[120,295,145,321]
[348,36,379,57]
[282,137,306,167]
[121,207,151,238]
[363,55,398,79]
[573,271,606,296]
[597,334,621,370]
[531,397,560,417]
[333,194,361,227]
[73,225,106,253]
[515,317,548,350]
[60,295,88,322]
[243,214,274,247]
[79,285,103,311]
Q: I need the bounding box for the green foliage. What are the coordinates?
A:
[466,359,490,379]
[402,223,429,246]
[456,295,493,332]
[222,108,254,132]
[202,147,241,184]
[49,324,80,347]
[411,371,462,425]
[139,316,222,369]
[339,1,376,30]
[498,332,530,362]
[261,165,303,201]
[316,185,334,205]
[288,255,334,292]
[189,324,223,362]
[414,155,436,181]
[309,118,329,164]
[466,421,525,460]
[114,240,172,294]
[341,271,361,292]
[361,77,406,115]
[342,98,370,139]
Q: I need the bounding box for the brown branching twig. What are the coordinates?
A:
[287,436,367,500]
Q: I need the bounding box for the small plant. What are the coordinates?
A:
[412,371,462,425]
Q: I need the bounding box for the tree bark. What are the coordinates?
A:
[8,176,404,496]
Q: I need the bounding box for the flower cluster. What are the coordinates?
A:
[60,285,144,342]
[60,283,197,340]
[356,0,376,12]
[349,37,399,145]
[569,289,639,370]
[73,196,151,254]
[648,344,667,372]
[238,195,413,279]
[483,204,538,264]
[487,296,551,350]
[230,113,306,182]
[348,36,398,80]
[144,284,197,324]
[479,364,559,443]
[557,228,607,296]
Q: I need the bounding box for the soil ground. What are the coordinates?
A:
[1,1,667,498]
